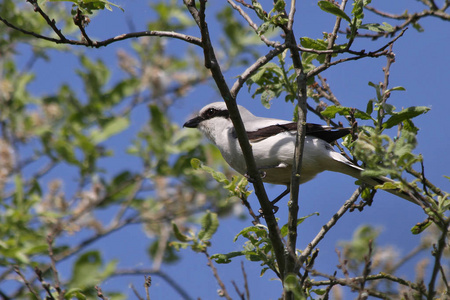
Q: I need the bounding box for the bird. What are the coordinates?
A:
[183,102,418,206]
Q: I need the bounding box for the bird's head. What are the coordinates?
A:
[183,102,254,144]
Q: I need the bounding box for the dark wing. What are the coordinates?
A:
[245,122,351,143]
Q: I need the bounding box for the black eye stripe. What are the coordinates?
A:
[200,108,230,120]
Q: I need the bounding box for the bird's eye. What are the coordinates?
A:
[204,108,217,118]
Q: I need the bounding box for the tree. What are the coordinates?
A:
[0,0,449,299]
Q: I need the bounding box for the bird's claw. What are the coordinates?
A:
[244,170,267,183]
[257,205,279,218]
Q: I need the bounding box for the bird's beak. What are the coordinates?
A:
[183,116,203,128]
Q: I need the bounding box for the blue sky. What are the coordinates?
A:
[12,0,450,299]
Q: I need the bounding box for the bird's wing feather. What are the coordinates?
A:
[244,122,351,143]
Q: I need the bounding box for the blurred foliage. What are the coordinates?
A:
[0,0,449,299]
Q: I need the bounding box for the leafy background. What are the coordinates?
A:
[1,0,449,299]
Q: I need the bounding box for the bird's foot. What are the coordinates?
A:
[257,205,279,218]
[244,170,266,183]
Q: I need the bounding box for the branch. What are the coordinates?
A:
[324,0,349,64]
[13,267,40,299]
[299,187,363,265]
[111,269,194,300]
[308,271,425,297]
[350,4,449,39]
[47,234,64,300]
[26,0,67,41]
[0,15,202,48]
[307,28,407,79]
[183,0,287,277]
[205,251,232,300]
[227,0,280,47]
[230,44,287,97]
[427,224,449,299]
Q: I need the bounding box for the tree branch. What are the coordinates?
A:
[0,15,202,48]
[184,0,287,278]
[299,186,363,265]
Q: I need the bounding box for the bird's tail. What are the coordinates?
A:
[333,160,420,206]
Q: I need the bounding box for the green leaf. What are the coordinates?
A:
[311,288,327,296]
[318,1,351,23]
[261,89,275,108]
[65,289,86,300]
[321,105,372,120]
[300,37,328,50]
[211,251,245,264]
[366,99,374,115]
[14,175,24,210]
[374,181,402,190]
[70,251,102,288]
[283,274,305,299]
[198,211,219,241]
[90,117,130,144]
[280,212,319,237]
[234,225,268,242]
[172,222,190,242]
[360,22,394,33]
[387,86,406,92]
[190,158,202,169]
[382,106,430,129]
[411,219,432,234]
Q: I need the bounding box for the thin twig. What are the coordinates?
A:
[95,286,109,300]
[0,14,202,48]
[130,284,145,300]
[307,270,424,298]
[112,269,193,300]
[227,0,279,47]
[307,28,407,79]
[205,251,232,300]
[47,233,64,300]
[26,0,67,41]
[325,0,348,64]
[427,225,449,299]
[241,261,250,300]
[299,187,363,265]
[144,276,152,300]
[13,267,39,299]
[230,44,287,98]
[357,241,373,300]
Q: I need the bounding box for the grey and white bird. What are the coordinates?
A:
[183,102,417,206]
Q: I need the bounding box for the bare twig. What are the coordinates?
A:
[13,267,39,299]
[427,225,449,299]
[307,28,407,79]
[95,286,109,300]
[73,9,93,46]
[26,0,67,41]
[230,44,287,98]
[227,0,280,47]
[144,276,152,300]
[406,167,445,198]
[112,269,193,300]
[231,281,245,300]
[307,270,425,298]
[324,0,349,64]
[47,234,64,300]
[0,14,202,48]
[299,187,363,265]
[357,241,373,300]
[130,284,145,300]
[205,251,232,300]
[241,261,250,300]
